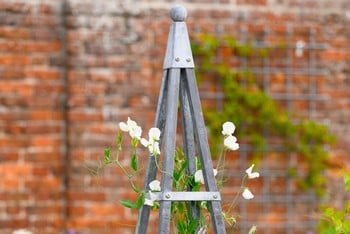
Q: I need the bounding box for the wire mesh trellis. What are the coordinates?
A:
[198,25,329,233]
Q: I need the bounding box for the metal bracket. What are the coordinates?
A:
[163,22,195,69]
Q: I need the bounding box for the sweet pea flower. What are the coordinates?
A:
[245,164,260,179]
[148,127,161,141]
[119,117,142,140]
[248,225,257,234]
[197,227,206,234]
[149,180,161,191]
[144,180,161,206]
[242,188,254,200]
[222,121,236,136]
[194,169,218,184]
[224,135,239,150]
[222,121,239,150]
[144,191,158,206]
[141,127,161,156]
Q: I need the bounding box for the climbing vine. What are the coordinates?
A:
[191,34,335,196]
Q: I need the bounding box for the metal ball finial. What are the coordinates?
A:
[169,5,187,22]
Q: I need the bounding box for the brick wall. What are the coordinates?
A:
[0,0,349,233]
[0,1,66,233]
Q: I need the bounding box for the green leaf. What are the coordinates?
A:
[120,200,139,209]
[116,132,123,152]
[173,160,188,181]
[344,173,350,191]
[131,153,138,171]
[136,193,145,209]
[104,148,111,164]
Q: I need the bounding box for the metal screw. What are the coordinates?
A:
[213,194,218,199]
[165,193,171,199]
[186,58,191,62]
[175,57,180,62]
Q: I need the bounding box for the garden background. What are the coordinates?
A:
[0,0,349,233]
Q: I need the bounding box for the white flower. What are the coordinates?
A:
[194,169,218,184]
[222,121,236,136]
[141,138,160,156]
[248,225,257,234]
[224,135,239,150]
[245,164,260,179]
[12,230,33,234]
[148,127,161,141]
[140,138,148,147]
[150,141,160,156]
[197,227,207,234]
[295,40,306,57]
[144,197,154,206]
[149,180,161,191]
[141,127,161,156]
[144,191,158,206]
[119,117,142,139]
[242,188,254,200]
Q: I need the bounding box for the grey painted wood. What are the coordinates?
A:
[158,68,181,233]
[163,21,194,69]
[135,5,226,234]
[135,70,169,234]
[183,68,226,234]
[154,191,221,201]
[179,73,200,221]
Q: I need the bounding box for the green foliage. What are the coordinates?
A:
[102,126,245,233]
[192,34,335,195]
[344,173,350,191]
[131,153,138,171]
[318,173,350,234]
[171,152,205,232]
[104,148,111,165]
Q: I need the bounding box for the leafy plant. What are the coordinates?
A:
[318,172,350,234]
[102,117,259,233]
[191,34,335,196]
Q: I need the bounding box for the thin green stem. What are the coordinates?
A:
[226,175,247,214]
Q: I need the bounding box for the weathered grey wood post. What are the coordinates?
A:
[135,5,226,234]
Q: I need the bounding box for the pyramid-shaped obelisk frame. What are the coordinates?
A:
[135,5,226,234]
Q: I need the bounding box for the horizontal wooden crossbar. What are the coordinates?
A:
[153,191,221,201]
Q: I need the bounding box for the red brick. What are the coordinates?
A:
[25,177,62,191]
[29,110,63,121]
[0,81,33,96]
[67,205,86,216]
[0,2,32,13]
[322,49,347,61]
[67,192,106,202]
[0,163,32,177]
[0,178,19,190]
[30,137,62,148]
[237,0,267,5]
[0,136,28,148]
[89,204,121,216]
[24,68,61,80]
[0,152,20,161]
[25,152,62,163]
[68,110,103,122]
[27,204,63,215]
[6,206,23,216]
[0,27,30,39]
[0,219,29,229]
